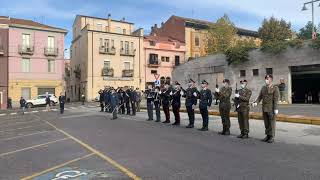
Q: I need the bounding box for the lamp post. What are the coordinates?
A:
[302,0,320,39]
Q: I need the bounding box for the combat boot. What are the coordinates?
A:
[224,129,230,135]
[267,137,274,143]
[199,127,209,131]
[186,124,194,128]
[261,135,270,142]
[237,134,244,138]
[242,134,249,139]
[218,127,226,135]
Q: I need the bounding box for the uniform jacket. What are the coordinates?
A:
[238,88,252,111]
[124,89,131,103]
[110,92,119,108]
[256,84,280,112]
[59,96,66,104]
[129,90,137,103]
[199,88,213,109]
[183,87,198,107]
[146,89,155,104]
[161,89,172,106]
[215,87,232,109]
[171,89,181,108]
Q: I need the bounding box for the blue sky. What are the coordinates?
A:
[1,0,319,55]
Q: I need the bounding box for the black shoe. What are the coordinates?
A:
[218,131,226,135]
[155,120,161,122]
[147,119,153,121]
[199,127,209,131]
[261,136,270,142]
[162,121,170,124]
[224,131,231,135]
[237,134,244,138]
[172,122,180,126]
[242,134,249,139]
[186,124,194,128]
[267,137,274,143]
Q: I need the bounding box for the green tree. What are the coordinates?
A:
[225,39,257,65]
[298,21,319,40]
[258,17,292,43]
[206,14,237,54]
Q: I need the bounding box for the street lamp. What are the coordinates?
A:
[302,0,320,39]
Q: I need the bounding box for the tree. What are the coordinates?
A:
[298,21,319,40]
[258,17,292,43]
[225,39,257,65]
[206,14,237,54]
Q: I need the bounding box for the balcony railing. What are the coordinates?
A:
[18,45,34,55]
[0,45,4,55]
[122,69,134,77]
[148,59,160,67]
[120,48,136,56]
[102,68,114,77]
[44,47,59,56]
[99,46,116,55]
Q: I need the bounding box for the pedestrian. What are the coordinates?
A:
[307,91,312,104]
[182,79,199,128]
[198,80,213,131]
[146,85,155,121]
[110,88,119,120]
[45,93,51,111]
[236,80,252,138]
[161,83,171,123]
[253,74,280,143]
[278,78,286,102]
[171,82,182,126]
[124,87,131,115]
[118,87,125,114]
[215,79,232,135]
[154,86,161,122]
[59,93,66,114]
[99,89,105,112]
[7,97,12,109]
[19,97,26,115]
[81,94,85,105]
[130,87,137,116]
[136,88,142,112]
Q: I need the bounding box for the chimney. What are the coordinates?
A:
[107,14,111,32]
[154,24,158,29]
[122,17,126,22]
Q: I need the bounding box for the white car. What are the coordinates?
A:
[26,94,58,108]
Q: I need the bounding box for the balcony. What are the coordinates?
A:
[74,68,81,79]
[148,59,160,67]
[0,45,4,55]
[102,68,114,77]
[44,47,58,56]
[18,45,34,55]
[120,48,136,57]
[99,46,116,55]
[122,69,134,77]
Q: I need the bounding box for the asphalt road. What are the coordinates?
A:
[0,104,320,180]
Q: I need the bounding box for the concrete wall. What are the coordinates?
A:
[172,43,320,104]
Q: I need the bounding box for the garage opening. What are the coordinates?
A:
[291,65,320,104]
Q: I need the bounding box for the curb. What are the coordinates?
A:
[141,106,320,126]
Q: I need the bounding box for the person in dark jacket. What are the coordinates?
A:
[182,79,199,128]
[136,88,142,112]
[154,86,161,122]
[171,82,182,125]
[99,89,104,112]
[20,97,26,115]
[110,88,119,120]
[129,87,137,116]
[59,93,66,114]
[124,87,131,115]
[198,80,213,131]
[161,83,172,123]
[118,88,125,114]
[45,94,51,111]
[7,97,12,109]
[146,85,155,121]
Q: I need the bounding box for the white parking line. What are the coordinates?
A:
[0,114,5,116]
[10,112,17,115]
[51,109,58,111]
[31,111,38,113]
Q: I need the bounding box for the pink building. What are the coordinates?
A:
[0,16,67,104]
[144,36,185,87]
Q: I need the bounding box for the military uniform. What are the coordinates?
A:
[129,89,137,116]
[154,89,161,122]
[146,89,155,121]
[161,87,171,123]
[171,82,182,125]
[110,89,119,120]
[118,89,125,114]
[183,79,198,128]
[255,83,280,141]
[237,83,252,137]
[198,80,213,131]
[99,90,104,112]
[215,83,232,134]
[124,89,131,115]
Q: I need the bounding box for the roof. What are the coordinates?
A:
[172,15,259,37]
[144,35,185,44]
[0,16,67,33]
[76,15,134,25]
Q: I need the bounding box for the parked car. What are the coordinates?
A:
[26,94,58,108]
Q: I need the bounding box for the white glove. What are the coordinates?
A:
[215,88,220,93]
[159,91,162,95]
[274,109,279,115]
[193,92,197,97]
[170,91,173,96]
[181,91,184,96]
[252,102,257,107]
[192,105,196,109]
[235,93,240,98]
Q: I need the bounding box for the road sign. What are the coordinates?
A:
[154,80,160,87]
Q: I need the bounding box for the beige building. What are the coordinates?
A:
[69,15,144,101]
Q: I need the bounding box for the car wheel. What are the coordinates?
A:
[27,103,33,108]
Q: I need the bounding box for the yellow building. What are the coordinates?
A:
[69,15,144,101]
[151,15,261,61]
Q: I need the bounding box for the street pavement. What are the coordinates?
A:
[0,103,320,180]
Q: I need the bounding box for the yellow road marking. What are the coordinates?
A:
[38,116,141,180]
[0,124,47,134]
[20,153,95,180]
[0,138,69,157]
[0,130,52,141]
[0,120,41,128]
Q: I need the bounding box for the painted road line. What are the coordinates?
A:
[0,138,69,157]
[42,110,47,112]
[51,109,58,111]
[31,111,39,113]
[0,114,5,116]
[35,115,141,180]
[0,120,41,128]
[20,153,95,180]
[10,112,17,115]
[0,124,47,134]
[0,130,52,141]
[70,107,77,109]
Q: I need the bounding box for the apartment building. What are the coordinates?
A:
[70,15,144,101]
[0,16,67,105]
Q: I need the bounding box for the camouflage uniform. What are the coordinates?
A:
[237,87,252,136]
[215,87,232,132]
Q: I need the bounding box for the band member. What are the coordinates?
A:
[236,80,252,138]
[136,88,142,112]
[124,87,131,115]
[161,83,171,123]
[146,85,155,121]
[198,80,213,131]
[99,89,104,112]
[215,79,232,135]
[118,87,125,114]
[253,74,280,143]
[110,88,119,120]
[183,79,199,128]
[171,81,182,125]
[154,86,161,122]
[129,87,137,116]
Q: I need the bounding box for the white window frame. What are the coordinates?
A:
[48,59,55,73]
[104,60,110,69]
[22,33,31,48]
[22,58,30,72]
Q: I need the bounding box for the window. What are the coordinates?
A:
[150,41,156,46]
[161,57,165,62]
[166,57,170,62]
[22,58,30,72]
[48,59,55,72]
[240,70,246,77]
[253,69,259,76]
[130,42,134,51]
[21,88,31,100]
[124,62,130,70]
[111,40,114,48]
[195,35,200,47]
[175,56,180,66]
[22,34,30,47]
[97,23,102,31]
[123,29,126,34]
[151,70,157,74]
[47,36,55,53]
[106,39,110,49]
[266,68,273,75]
[125,41,129,54]
[120,41,123,50]
[104,61,110,69]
